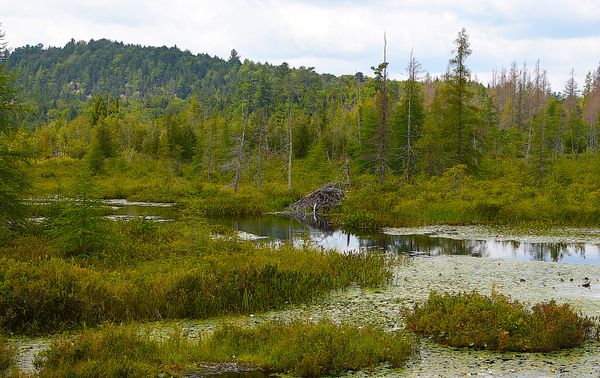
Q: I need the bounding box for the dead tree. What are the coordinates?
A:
[287,104,293,191]
[233,102,250,192]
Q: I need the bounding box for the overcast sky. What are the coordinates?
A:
[2,0,600,90]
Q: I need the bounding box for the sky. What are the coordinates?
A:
[2,0,600,90]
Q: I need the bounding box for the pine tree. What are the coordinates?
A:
[442,28,479,169]
[0,25,29,242]
[393,50,424,179]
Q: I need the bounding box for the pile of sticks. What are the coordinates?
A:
[285,182,346,215]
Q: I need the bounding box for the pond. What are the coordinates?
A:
[103,199,178,222]
[209,215,600,265]
[28,198,178,222]
[30,197,600,265]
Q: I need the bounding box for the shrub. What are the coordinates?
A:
[405,291,596,352]
[43,197,116,257]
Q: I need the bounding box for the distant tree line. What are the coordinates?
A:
[6,29,600,187]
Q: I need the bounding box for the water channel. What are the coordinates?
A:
[12,201,600,376]
[30,198,600,265]
[71,198,600,265]
[210,215,600,265]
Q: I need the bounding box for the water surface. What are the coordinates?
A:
[210,215,600,265]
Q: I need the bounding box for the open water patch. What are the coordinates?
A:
[210,216,600,265]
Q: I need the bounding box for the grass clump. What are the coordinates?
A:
[200,320,416,376]
[405,291,597,352]
[36,328,177,378]
[0,339,16,374]
[36,321,417,377]
[0,244,392,335]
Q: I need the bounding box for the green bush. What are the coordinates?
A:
[405,291,596,352]
[44,197,115,257]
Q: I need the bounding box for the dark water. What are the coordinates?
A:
[103,199,178,222]
[185,372,270,378]
[210,215,600,265]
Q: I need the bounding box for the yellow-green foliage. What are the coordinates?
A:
[0,339,16,374]
[200,321,416,377]
[36,322,416,378]
[338,157,600,229]
[405,291,597,352]
[36,328,181,378]
[0,232,392,335]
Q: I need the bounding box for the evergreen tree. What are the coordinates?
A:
[0,25,29,242]
[563,69,585,157]
[392,51,424,179]
[442,28,479,169]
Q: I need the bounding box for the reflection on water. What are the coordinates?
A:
[211,215,600,265]
[107,202,178,221]
[185,372,270,378]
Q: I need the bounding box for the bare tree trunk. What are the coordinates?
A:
[233,103,250,192]
[379,32,388,185]
[258,124,264,192]
[345,158,351,187]
[287,105,293,191]
[405,50,420,180]
[207,151,212,181]
[525,62,541,165]
[357,81,362,142]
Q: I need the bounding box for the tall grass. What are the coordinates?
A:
[200,321,416,376]
[0,339,16,374]
[405,291,598,352]
[0,242,392,335]
[36,321,417,377]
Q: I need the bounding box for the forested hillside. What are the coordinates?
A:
[6,30,600,227]
[9,33,600,174]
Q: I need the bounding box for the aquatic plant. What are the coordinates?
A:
[405,291,596,352]
[199,320,417,376]
[0,242,392,335]
[0,339,16,374]
[35,321,417,377]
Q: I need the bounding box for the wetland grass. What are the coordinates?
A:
[0,228,393,335]
[35,321,417,377]
[405,291,598,352]
[199,320,416,376]
[0,339,16,374]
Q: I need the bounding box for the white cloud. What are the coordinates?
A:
[2,0,600,88]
